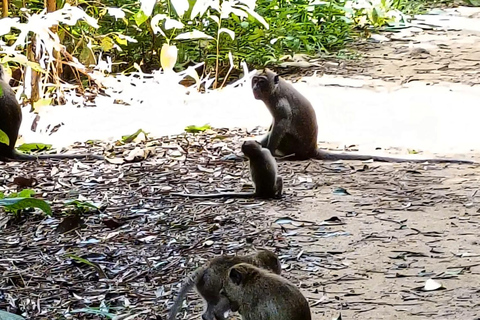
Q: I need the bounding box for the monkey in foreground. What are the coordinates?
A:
[168,250,282,320]
[171,140,283,199]
[220,263,311,320]
[252,69,475,164]
[0,65,103,161]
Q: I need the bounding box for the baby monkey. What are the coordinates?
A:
[171,140,283,199]
[168,250,282,320]
[220,263,312,320]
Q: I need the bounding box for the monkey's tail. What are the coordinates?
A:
[12,150,104,161]
[314,149,476,164]
[170,192,256,198]
[168,267,204,320]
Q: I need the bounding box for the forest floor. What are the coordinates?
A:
[1,5,480,320]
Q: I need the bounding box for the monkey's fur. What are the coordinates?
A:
[220,263,312,320]
[171,140,283,199]
[168,250,282,320]
[252,69,474,164]
[0,66,103,161]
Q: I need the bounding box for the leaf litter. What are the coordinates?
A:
[0,127,480,319]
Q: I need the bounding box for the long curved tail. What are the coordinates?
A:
[170,192,256,198]
[12,150,104,161]
[314,149,476,164]
[168,267,204,320]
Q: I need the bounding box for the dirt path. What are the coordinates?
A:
[277,160,480,319]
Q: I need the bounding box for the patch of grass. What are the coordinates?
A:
[393,0,456,15]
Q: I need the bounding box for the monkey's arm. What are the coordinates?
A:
[267,99,291,155]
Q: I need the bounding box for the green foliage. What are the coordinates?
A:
[121,129,149,144]
[256,0,352,63]
[0,0,431,84]
[465,0,480,6]
[65,200,99,214]
[0,189,52,216]
[392,0,455,15]
[47,0,354,73]
[0,129,9,146]
[17,143,52,152]
[185,124,212,133]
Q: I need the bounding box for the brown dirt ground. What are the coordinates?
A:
[1,23,480,320]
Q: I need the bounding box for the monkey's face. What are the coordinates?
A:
[251,75,270,101]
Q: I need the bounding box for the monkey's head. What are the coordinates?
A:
[221,263,258,311]
[251,68,279,101]
[255,250,282,275]
[241,140,262,157]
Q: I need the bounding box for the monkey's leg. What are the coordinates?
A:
[201,304,217,320]
[274,176,283,198]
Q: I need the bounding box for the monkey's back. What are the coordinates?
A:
[197,252,280,302]
[233,269,311,320]
[279,79,318,158]
[248,149,278,196]
[0,79,22,155]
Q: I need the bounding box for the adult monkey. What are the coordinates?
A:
[0,65,103,161]
[252,69,474,164]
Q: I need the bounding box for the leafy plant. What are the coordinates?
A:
[226,0,354,66]
[65,199,99,214]
[0,189,52,217]
[345,0,408,28]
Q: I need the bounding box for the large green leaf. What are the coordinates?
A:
[17,143,52,152]
[0,197,52,216]
[0,310,26,320]
[0,129,9,146]
[185,124,211,133]
[465,0,480,6]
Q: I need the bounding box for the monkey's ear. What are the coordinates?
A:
[229,267,243,285]
[273,75,279,85]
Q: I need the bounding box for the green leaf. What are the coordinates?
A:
[0,310,26,320]
[184,124,211,133]
[121,129,148,143]
[465,0,480,6]
[113,34,128,46]
[134,10,149,26]
[17,143,52,152]
[17,189,35,198]
[65,200,99,210]
[100,37,115,52]
[0,197,52,216]
[0,129,9,146]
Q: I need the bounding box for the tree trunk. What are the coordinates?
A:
[2,0,8,18]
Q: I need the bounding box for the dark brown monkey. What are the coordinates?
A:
[168,250,282,320]
[252,69,475,164]
[171,140,283,199]
[0,65,103,161]
[220,263,311,320]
